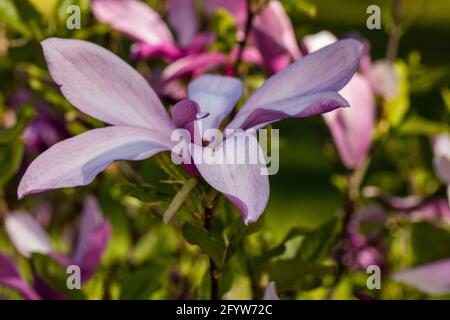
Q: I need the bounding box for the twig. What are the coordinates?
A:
[386,0,403,62]
[163,177,198,223]
[204,205,219,300]
[234,1,254,74]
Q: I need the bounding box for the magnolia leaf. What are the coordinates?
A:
[0,139,24,187]
[120,262,171,300]
[182,223,226,266]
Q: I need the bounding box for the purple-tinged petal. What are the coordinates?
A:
[193,132,269,224]
[92,0,174,46]
[324,74,375,168]
[42,38,175,135]
[0,253,40,300]
[73,196,111,282]
[433,134,450,184]
[18,126,171,199]
[227,39,363,130]
[131,42,182,61]
[5,212,52,258]
[168,0,198,48]
[251,1,301,72]
[263,281,280,300]
[188,75,243,131]
[161,52,228,83]
[234,91,349,130]
[171,99,201,129]
[392,259,450,295]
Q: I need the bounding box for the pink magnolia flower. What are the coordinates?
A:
[206,0,301,72]
[92,0,227,92]
[302,31,375,169]
[432,134,450,206]
[393,259,450,295]
[0,196,110,299]
[18,37,362,224]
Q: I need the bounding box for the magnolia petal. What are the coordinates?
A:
[251,1,301,72]
[42,38,175,135]
[193,132,269,224]
[168,0,198,48]
[73,196,111,282]
[433,134,450,184]
[324,74,375,169]
[92,0,174,46]
[302,30,337,53]
[392,259,450,295]
[5,212,52,258]
[0,253,40,300]
[234,91,349,130]
[188,75,243,131]
[161,52,228,83]
[18,126,170,199]
[263,281,280,300]
[228,39,363,129]
[171,99,201,129]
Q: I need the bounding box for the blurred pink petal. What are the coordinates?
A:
[251,1,301,72]
[324,74,375,168]
[367,60,399,100]
[193,132,269,224]
[168,0,198,48]
[188,75,243,130]
[303,32,374,168]
[227,39,363,130]
[5,212,52,258]
[433,134,450,184]
[18,126,171,199]
[73,196,111,282]
[393,259,450,295]
[161,52,228,83]
[42,38,175,135]
[92,0,174,46]
[0,253,40,300]
[263,281,280,300]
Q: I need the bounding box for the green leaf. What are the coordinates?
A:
[0,139,24,187]
[270,260,335,291]
[0,0,30,36]
[442,87,450,114]
[296,218,340,263]
[31,253,86,300]
[209,8,237,54]
[384,61,410,127]
[115,183,158,202]
[398,115,450,136]
[411,222,450,265]
[182,223,226,266]
[120,262,171,300]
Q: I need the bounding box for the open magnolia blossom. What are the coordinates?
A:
[18,37,362,224]
[1,196,110,299]
[392,259,450,295]
[302,31,375,169]
[92,0,301,86]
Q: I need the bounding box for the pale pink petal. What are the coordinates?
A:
[161,52,228,83]
[92,0,174,46]
[18,126,171,199]
[324,74,375,168]
[188,75,243,130]
[433,134,450,184]
[168,0,198,48]
[393,259,450,295]
[5,212,52,258]
[42,38,175,135]
[302,30,337,53]
[193,132,269,224]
